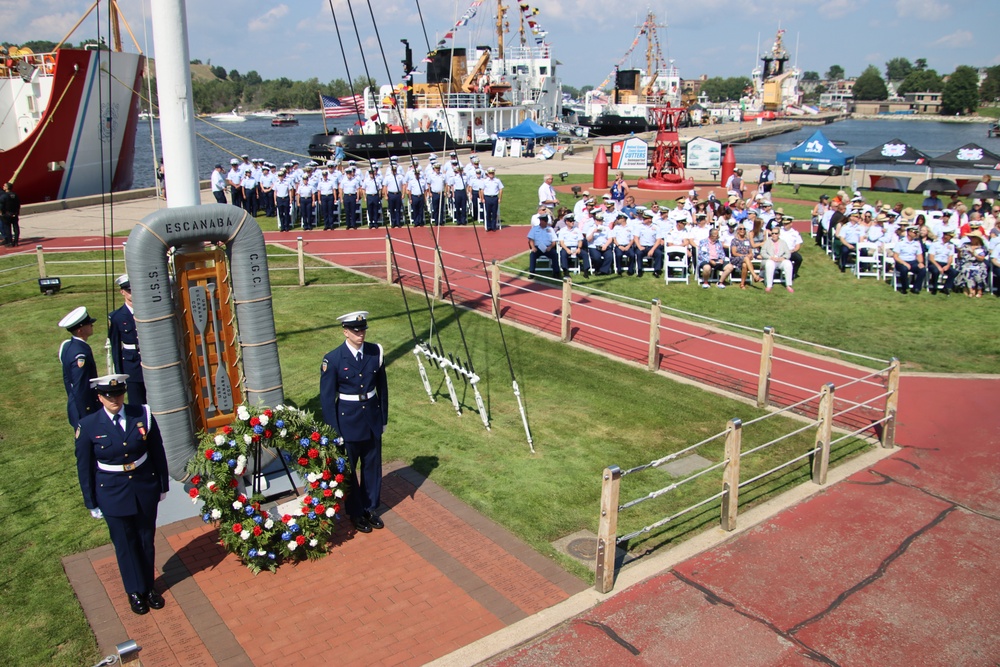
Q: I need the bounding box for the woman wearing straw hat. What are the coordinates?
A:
[957,228,989,298]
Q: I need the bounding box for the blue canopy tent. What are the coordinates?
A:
[496,119,558,140]
[776,130,855,176]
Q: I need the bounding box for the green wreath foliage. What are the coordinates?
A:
[186,404,350,574]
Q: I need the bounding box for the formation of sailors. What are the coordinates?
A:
[212,151,500,231]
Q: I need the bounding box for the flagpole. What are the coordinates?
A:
[320,92,329,135]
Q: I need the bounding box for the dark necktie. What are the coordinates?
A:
[356,351,363,363]
[113,414,122,431]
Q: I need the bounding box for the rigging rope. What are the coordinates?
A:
[96,0,117,373]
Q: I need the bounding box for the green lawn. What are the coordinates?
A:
[1,280,868,665]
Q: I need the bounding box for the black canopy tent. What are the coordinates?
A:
[930,143,1000,171]
[855,138,931,165]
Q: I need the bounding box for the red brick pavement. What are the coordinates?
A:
[65,464,585,666]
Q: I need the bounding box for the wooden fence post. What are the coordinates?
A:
[296,236,305,287]
[720,418,743,531]
[36,245,46,279]
[489,261,501,319]
[595,465,621,593]
[648,299,661,371]
[812,383,835,485]
[560,276,572,343]
[385,237,393,283]
[433,251,443,300]
[757,326,775,408]
[881,358,901,449]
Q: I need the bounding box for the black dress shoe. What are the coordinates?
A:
[128,593,149,615]
[365,511,385,530]
[146,590,165,610]
[352,515,372,533]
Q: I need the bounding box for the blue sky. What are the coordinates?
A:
[7,0,996,88]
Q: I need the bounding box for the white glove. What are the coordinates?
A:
[90,508,104,520]
[160,492,167,501]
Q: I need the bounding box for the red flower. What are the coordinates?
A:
[191,475,201,485]
[308,448,320,459]
[204,448,215,460]
[335,474,345,484]
[295,535,306,545]
[333,503,340,513]
[304,495,313,505]
[252,435,260,443]
[310,431,321,442]
[253,525,262,536]
[322,470,331,481]
[322,489,333,498]
[238,494,247,503]
[264,429,273,438]
[260,510,269,520]
[222,425,233,435]
[188,488,199,498]
[264,409,273,418]
[315,504,325,514]
[298,457,308,466]
[310,481,320,489]
[281,514,292,524]
[250,416,260,426]
[229,479,239,488]
[232,523,242,533]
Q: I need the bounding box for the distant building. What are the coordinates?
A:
[904,91,942,114]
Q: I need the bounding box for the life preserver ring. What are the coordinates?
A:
[43,55,55,74]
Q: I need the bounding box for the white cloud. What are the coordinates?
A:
[27,12,83,38]
[895,0,951,21]
[249,4,289,32]
[819,0,862,20]
[932,29,973,47]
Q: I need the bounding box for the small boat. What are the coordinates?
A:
[251,110,277,119]
[212,109,246,122]
[271,113,298,127]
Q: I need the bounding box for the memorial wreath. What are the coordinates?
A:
[186,404,350,574]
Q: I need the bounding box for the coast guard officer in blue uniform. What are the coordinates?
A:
[75,374,169,615]
[320,311,389,534]
[108,275,145,405]
[893,225,926,294]
[59,306,100,428]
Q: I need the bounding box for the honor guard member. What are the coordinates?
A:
[405,166,427,226]
[893,225,927,294]
[927,230,958,294]
[340,166,361,229]
[60,306,100,428]
[240,169,258,217]
[383,163,405,228]
[448,163,470,226]
[226,159,244,209]
[463,155,479,181]
[210,164,227,204]
[75,374,169,616]
[362,167,383,228]
[274,170,293,231]
[319,312,389,534]
[239,154,253,177]
[481,167,504,231]
[296,171,317,230]
[318,169,338,230]
[109,275,145,405]
[426,162,447,225]
[259,164,276,217]
[469,168,485,223]
[635,210,665,277]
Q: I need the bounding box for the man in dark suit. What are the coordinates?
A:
[319,311,389,534]
[0,181,20,246]
[108,275,145,405]
[59,306,100,428]
[75,374,169,615]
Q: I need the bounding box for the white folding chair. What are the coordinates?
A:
[664,246,690,285]
[855,242,881,279]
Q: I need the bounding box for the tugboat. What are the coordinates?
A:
[579,12,682,137]
[0,2,144,204]
[308,0,562,161]
[270,113,299,127]
[741,28,802,119]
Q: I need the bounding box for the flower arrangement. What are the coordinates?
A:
[186,404,350,574]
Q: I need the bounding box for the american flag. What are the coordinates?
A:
[322,94,363,119]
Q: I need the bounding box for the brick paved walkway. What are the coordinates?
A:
[64,463,585,666]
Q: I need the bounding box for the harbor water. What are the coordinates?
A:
[129,116,999,190]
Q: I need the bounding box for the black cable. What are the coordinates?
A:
[94,2,115,339]
[326,0,365,132]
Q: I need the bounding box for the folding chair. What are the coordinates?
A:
[855,242,881,279]
[664,246,690,285]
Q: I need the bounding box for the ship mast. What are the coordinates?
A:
[496,1,507,60]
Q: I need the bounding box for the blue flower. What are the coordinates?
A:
[202,513,210,523]
[281,531,292,541]
[320,482,328,489]
[290,524,300,533]
[211,452,223,462]
[245,506,255,516]
[337,460,345,472]
[275,419,285,428]
[334,437,344,445]
[228,439,237,448]
[282,452,291,461]
[320,436,329,445]
[227,459,236,468]
[268,552,276,560]
[300,437,309,447]
[252,515,263,524]
[308,512,317,519]
[253,425,264,434]
[248,549,257,558]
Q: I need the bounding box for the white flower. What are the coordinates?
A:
[191,496,200,504]
[287,540,297,551]
[259,414,269,426]
[211,509,222,519]
[334,489,344,499]
[309,539,318,547]
[325,507,336,517]
[275,405,285,412]
[214,434,226,446]
[243,434,252,445]
[280,429,287,437]
[306,472,319,483]
[207,481,218,492]
[240,530,250,540]
[237,405,250,421]
[235,455,247,476]
[233,501,243,510]
[264,519,274,529]
[287,517,296,526]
